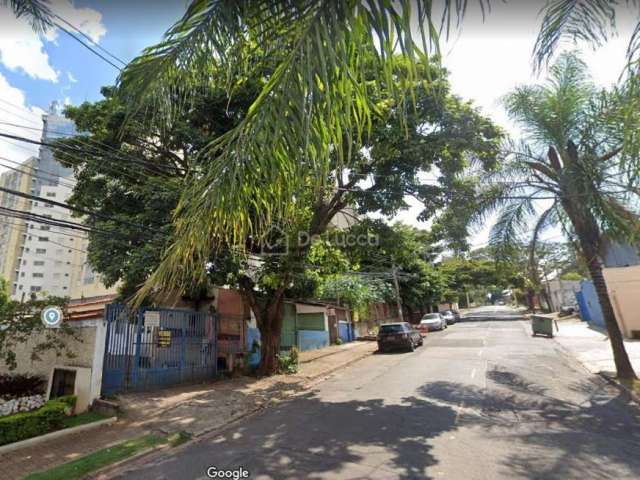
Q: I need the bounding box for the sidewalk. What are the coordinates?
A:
[553,318,640,375]
[0,340,375,479]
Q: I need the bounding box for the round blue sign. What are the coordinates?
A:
[42,306,63,328]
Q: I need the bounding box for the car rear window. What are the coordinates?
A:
[380,325,404,333]
[422,314,440,320]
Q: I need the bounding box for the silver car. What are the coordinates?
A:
[419,313,446,332]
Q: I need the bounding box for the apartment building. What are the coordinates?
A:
[1,105,116,299]
[14,183,78,298]
[0,157,36,288]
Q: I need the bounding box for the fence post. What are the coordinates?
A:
[133,309,143,389]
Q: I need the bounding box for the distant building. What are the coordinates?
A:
[0,157,37,290]
[1,105,116,300]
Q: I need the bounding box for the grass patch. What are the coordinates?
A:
[61,411,108,429]
[167,430,191,447]
[24,434,166,480]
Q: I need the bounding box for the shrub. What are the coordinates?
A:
[277,346,299,374]
[0,374,46,399]
[0,396,77,446]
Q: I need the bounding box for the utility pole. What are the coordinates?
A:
[392,262,404,322]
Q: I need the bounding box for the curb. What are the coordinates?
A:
[0,416,117,455]
[598,372,640,405]
[299,342,368,364]
[88,436,171,480]
[94,345,376,478]
[300,346,376,385]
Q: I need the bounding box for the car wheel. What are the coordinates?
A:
[409,341,415,352]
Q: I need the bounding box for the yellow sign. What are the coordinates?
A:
[157,330,171,348]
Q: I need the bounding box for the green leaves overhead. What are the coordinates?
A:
[117,0,486,298]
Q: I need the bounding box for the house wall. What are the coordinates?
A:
[0,321,98,379]
[545,278,581,311]
[603,266,640,338]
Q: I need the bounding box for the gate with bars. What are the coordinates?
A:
[102,304,217,395]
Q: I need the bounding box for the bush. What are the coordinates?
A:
[0,396,77,446]
[0,374,46,399]
[277,346,299,374]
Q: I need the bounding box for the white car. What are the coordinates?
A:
[419,313,446,332]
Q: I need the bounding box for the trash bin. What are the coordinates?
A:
[531,315,558,338]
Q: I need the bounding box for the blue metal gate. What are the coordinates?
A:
[102,304,217,395]
[338,321,354,343]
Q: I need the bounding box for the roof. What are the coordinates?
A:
[67,294,117,322]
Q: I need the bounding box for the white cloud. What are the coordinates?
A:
[0,8,58,81]
[48,1,107,44]
[0,1,106,82]
[0,73,45,171]
[67,71,77,83]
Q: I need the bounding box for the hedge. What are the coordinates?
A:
[0,395,77,446]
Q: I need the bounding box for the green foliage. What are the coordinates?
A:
[277,346,299,374]
[443,52,640,269]
[560,272,584,281]
[0,397,75,446]
[56,83,259,301]
[0,279,75,371]
[24,434,166,480]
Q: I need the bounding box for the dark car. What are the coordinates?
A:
[441,310,460,324]
[377,322,423,353]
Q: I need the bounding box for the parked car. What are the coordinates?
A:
[377,322,423,352]
[440,310,457,325]
[419,313,446,332]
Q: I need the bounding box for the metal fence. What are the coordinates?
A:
[102,304,217,395]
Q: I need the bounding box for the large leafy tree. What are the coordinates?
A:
[54,83,261,302]
[450,53,640,379]
[7,1,499,374]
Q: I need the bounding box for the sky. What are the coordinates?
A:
[0,0,637,248]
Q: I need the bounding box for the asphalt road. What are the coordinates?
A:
[114,306,640,479]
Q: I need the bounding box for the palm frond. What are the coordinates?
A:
[2,0,53,33]
[533,0,616,70]
[122,0,488,301]
[528,201,559,267]
[489,196,536,259]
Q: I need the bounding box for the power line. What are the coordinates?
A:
[52,13,127,67]
[53,22,123,71]
[0,185,156,231]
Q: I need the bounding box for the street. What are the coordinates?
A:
[113,307,640,480]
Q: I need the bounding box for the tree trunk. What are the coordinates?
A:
[254,294,285,376]
[560,196,637,380]
[582,244,637,379]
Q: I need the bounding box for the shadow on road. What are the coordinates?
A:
[126,366,640,480]
[419,370,640,479]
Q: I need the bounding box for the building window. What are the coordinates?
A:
[35,248,46,254]
[32,273,44,278]
[40,226,50,231]
[45,192,56,198]
[33,261,45,266]
[38,237,49,242]
[30,286,42,292]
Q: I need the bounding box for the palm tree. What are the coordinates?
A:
[471,52,639,379]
